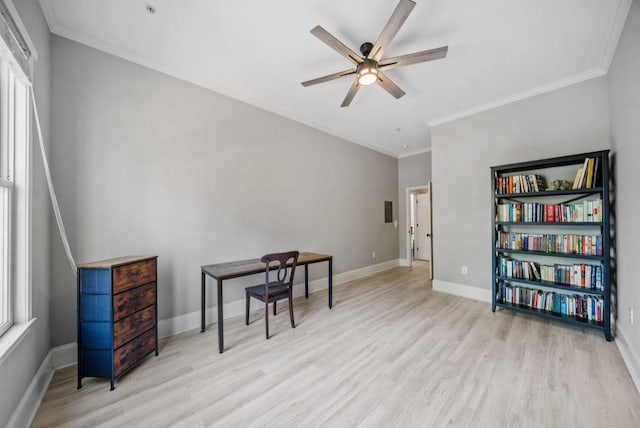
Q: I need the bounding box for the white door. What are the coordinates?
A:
[415,193,431,261]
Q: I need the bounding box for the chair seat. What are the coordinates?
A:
[246,282,290,301]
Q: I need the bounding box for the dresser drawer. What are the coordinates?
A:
[113,282,155,322]
[113,305,156,348]
[113,259,156,293]
[114,328,156,377]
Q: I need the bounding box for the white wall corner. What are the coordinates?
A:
[615,325,640,395]
[399,258,411,267]
[432,279,492,303]
[7,350,53,428]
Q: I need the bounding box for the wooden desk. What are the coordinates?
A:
[201,252,333,353]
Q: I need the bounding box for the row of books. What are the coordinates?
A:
[538,263,603,290]
[497,257,603,290]
[572,157,600,189]
[496,200,603,223]
[498,284,604,322]
[496,174,545,194]
[496,231,603,256]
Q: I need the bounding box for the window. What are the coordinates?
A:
[0,0,32,338]
[0,56,29,337]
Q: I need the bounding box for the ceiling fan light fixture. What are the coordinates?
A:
[357,59,379,86]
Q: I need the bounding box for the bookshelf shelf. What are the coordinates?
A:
[491,150,611,341]
[495,302,604,329]
[495,249,603,261]
[496,221,602,226]
[495,187,603,198]
[496,276,604,295]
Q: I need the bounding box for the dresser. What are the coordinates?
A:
[77,256,158,390]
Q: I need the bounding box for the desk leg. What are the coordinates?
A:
[201,271,206,333]
[305,264,309,299]
[217,278,224,353]
[328,257,333,309]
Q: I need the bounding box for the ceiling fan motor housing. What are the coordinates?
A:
[360,42,374,57]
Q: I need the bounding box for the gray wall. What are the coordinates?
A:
[608,0,640,371]
[431,76,610,289]
[0,0,51,426]
[49,36,399,347]
[398,152,432,261]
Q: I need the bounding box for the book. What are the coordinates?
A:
[578,158,589,188]
[572,168,583,189]
[585,158,595,188]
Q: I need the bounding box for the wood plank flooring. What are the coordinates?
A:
[32,261,640,427]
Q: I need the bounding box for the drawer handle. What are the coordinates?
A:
[127,271,138,277]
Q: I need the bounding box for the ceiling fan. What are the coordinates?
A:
[301,0,448,107]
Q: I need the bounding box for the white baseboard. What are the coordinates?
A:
[432,279,492,303]
[56,259,402,366]
[51,342,77,370]
[616,325,640,395]
[399,258,410,267]
[8,350,54,428]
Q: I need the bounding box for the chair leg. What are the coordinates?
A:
[246,292,250,325]
[265,302,270,339]
[273,300,277,316]
[288,293,295,329]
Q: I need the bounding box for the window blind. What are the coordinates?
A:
[0,2,30,80]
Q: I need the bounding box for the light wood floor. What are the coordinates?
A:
[33,262,640,427]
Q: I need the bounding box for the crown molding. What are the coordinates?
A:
[427,68,607,128]
[398,147,431,159]
[601,0,633,72]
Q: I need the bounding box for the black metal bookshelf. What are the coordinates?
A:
[491,150,611,340]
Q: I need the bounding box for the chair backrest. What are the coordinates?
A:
[261,251,299,290]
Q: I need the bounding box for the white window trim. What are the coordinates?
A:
[0,0,33,358]
[0,318,34,365]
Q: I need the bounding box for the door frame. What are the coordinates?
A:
[405,184,431,271]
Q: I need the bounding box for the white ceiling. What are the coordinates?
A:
[39,0,631,158]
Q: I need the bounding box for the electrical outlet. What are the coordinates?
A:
[372,251,376,259]
[461,266,468,275]
[630,308,635,325]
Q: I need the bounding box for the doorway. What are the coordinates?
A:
[406,184,433,279]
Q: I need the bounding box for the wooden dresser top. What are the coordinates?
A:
[77,255,157,269]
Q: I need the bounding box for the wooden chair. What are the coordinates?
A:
[245,251,299,339]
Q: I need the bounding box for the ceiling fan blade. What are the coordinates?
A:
[301,69,357,87]
[379,46,448,71]
[368,0,416,61]
[377,72,406,99]
[311,26,363,65]
[341,79,360,107]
